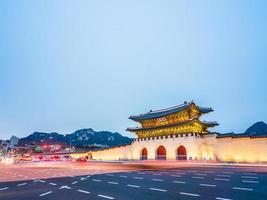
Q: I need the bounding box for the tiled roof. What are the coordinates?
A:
[129,101,213,121]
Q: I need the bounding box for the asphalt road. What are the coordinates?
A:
[1,163,267,200]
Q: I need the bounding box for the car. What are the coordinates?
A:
[75,157,87,162]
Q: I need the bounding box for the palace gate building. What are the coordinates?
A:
[78,101,267,163]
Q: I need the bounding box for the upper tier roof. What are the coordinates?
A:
[129,101,213,121]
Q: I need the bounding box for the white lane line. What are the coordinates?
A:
[241,176,258,179]
[243,173,257,175]
[80,177,87,181]
[171,175,182,177]
[192,176,204,179]
[216,197,232,200]
[133,177,144,180]
[108,181,118,185]
[217,174,231,177]
[153,173,162,176]
[97,194,115,199]
[233,187,253,191]
[49,183,57,186]
[0,187,8,191]
[138,172,146,174]
[78,189,90,194]
[180,192,200,197]
[39,180,46,183]
[242,180,259,184]
[214,178,229,181]
[222,172,234,174]
[59,185,71,190]
[149,188,167,192]
[173,181,186,184]
[40,191,53,197]
[17,183,27,187]
[195,173,207,176]
[120,175,127,178]
[72,181,78,185]
[200,183,216,187]
[152,179,164,182]
[106,174,114,176]
[92,179,102,182]
[127,184,140,188]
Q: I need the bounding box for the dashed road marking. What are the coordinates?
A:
[127,184,140,188]
[180,192,200,197]
[214,178,229,181]
[171,175,182,177]
[149,188,167,192]
[200,183,216,187]
[192,176,204,179]
[152,179,164,182]
[0,187,8,191]
[173,181,186,184]
[242,180,259,184]
[72,181,78,185]
[17,183,27,187]
[93,179,102,182]
[217,174,231,177]
[216,197,232,200]
[153,173,162,176]
[40,191,53,197]
[119,175,127,178]
[133,177,144,180]
[78,189,90,194]
[49,183,57,186]
[138,172,146,174]
[59,185,71,190]
[106,174,114,176]
[233,187,253,191]
[243,173,257,175]
[241,176,258,179]
[195,173,207,176]
[98,194,115,199]
[108,181,119,185]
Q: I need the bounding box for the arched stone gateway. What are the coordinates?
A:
[177,145,187,160]
[156,145,166,160]
[140,148,148,160]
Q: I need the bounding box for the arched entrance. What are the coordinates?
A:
[177,145,187,160]
[140,148,148,160]
[156,145,166,160]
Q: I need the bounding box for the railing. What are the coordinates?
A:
[156,155,166,160]
[140,156,148,160]
[176,155,187,160]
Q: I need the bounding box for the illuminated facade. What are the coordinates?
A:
[83,101,267,163]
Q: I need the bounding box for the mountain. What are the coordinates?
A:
[245,121,267,135]
[18,129,133,147]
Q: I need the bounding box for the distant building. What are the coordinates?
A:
[81,101,267,163]
[8,135,19,149]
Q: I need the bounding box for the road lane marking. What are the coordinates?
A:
[192,176,204,179]
[216,197,232,200]
[233,187,253,191]
[243,173,257,175]
[106,174,114,176]
[40,191,53,197]
[242,180,259,184]
[78,190,90,194]
[173,181,186,184]
[241,176,258,179]
[133,177,144,179]
[98,194,115,199]
[180,192,200,197]
[149,188,167,192]
[138,172,146,174]
[152,179,164,182]
[93,179,102,182]
[49,183,57,186]
[108,181,118,185]
[17,183,27,186]
[217,174,231,177]
[200,183,216,187]
[120,175,127,178]
[39,180,46,183]
[195,173,207,176]
[80,177,87,180]
[59,185,71,190]
[214,178,229,181]
[127,184,140,188]
[171,175,182,177]
[72,181,78,185]
[222,172,234,174]
[0,187,8,191]
[153,173,162,176]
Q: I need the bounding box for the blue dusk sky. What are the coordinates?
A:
[0,1,267,139]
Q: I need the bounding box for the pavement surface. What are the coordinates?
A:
[0,161,267,200]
